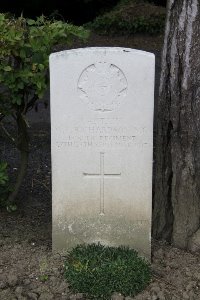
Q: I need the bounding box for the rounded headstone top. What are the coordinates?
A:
[49,47,155,60]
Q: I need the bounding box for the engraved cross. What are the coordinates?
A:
[83,152,121,215]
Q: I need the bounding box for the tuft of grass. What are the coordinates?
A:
[64,243,151,299]
[86,0,166,35]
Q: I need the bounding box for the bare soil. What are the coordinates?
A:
[1,34,200,300]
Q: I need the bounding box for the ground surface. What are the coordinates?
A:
[1,33,200,300]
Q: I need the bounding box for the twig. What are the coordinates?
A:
[26,94,39,113]
[32,178,51,195]
[0,122,16,145]
[0,113,5,122]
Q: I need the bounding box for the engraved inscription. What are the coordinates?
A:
[55,118,150,149]
[83,152,121,215]
[78,62,128,112]
[57,135,136,148]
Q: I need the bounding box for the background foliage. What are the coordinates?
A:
[86,0,166,34]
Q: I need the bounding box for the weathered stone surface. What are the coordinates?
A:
[50,47,154,259]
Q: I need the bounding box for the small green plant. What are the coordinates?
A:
[39,274,49,282]
[65,243,151,299]
[38,258,49,282]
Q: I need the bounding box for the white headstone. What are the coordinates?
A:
[50,47,155,259]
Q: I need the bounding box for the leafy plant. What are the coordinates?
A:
[0,161,11,207]
[86,0,166,34]
[0,161,8,185]
[65,243,151,299]
[0,14,89,206]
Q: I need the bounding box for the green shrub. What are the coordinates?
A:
[65,243,151,299]
[86,0,166,34]
[0,14,89,206]
[0,14,89,108]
